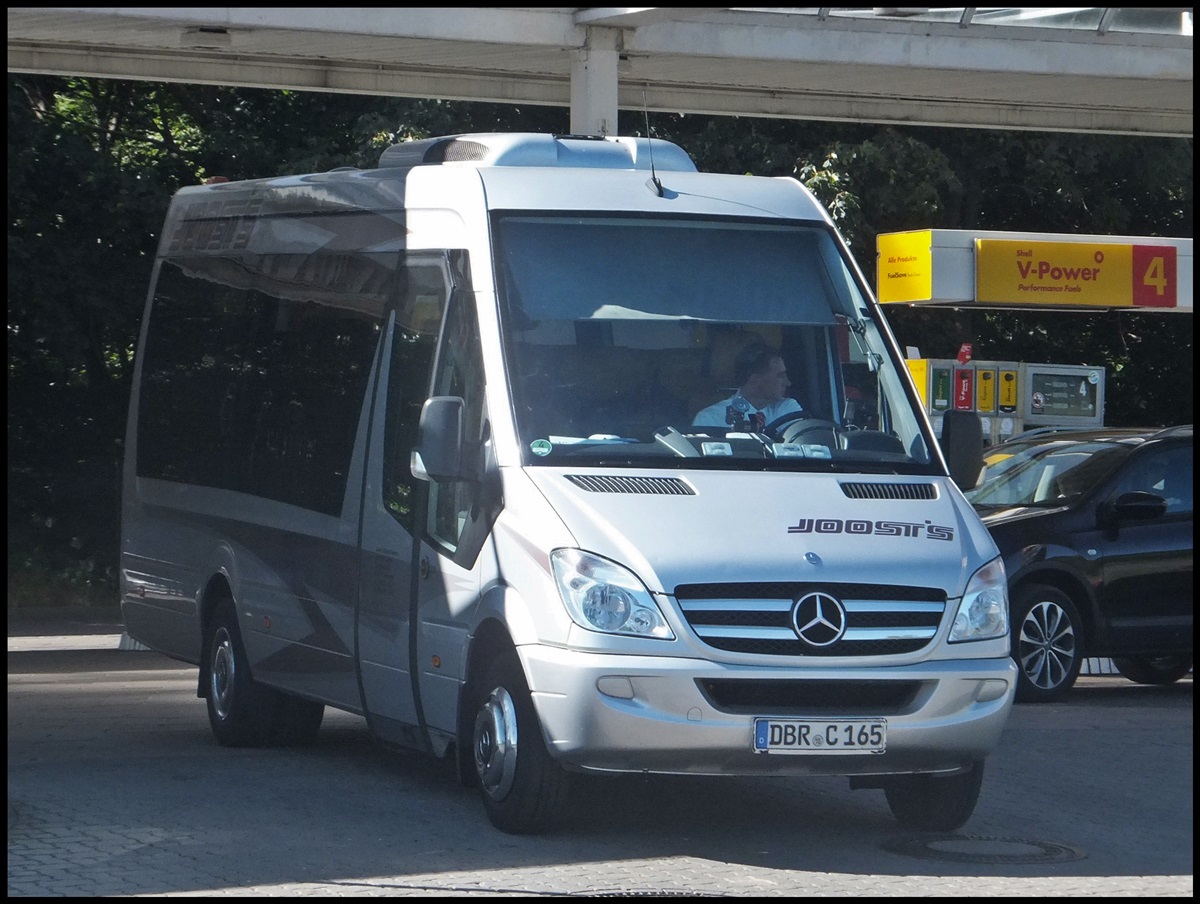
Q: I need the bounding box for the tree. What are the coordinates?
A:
[9,76,197,603]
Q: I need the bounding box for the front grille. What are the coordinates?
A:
[697,678,925,715]
[675,582,946,657]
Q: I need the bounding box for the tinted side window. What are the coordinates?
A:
[381,260,449,529]
[427,284,487,555]
[1113,443,1193,516]
[137,251,389,515]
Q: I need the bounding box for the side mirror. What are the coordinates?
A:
[1099,490,1169,526]
[411,396,465,482]
[940,410,984,491]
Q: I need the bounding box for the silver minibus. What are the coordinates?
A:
[121,133,1014,833]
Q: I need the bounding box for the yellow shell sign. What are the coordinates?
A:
[975,239,1178,308]
[876,231,932,304]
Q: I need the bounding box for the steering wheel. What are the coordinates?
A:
[764,412,841,445]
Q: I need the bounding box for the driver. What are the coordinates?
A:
[692,342,803,430]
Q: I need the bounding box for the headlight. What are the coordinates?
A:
[949,556,1009,643]
[550,549,674,640]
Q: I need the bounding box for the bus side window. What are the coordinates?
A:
[382,261,448,530]
[425,288,487,555]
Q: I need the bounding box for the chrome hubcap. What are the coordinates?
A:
[210,626,236,720]
[473,686,518,800]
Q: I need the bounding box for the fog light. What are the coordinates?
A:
[975,679,1010,703]
[596,676,635,699]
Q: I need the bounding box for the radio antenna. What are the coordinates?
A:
[643,88,663,197]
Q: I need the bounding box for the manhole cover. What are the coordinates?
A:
[584,891,724,898]
[882,834,1087,864]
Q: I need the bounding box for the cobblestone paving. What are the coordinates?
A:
[7,614,1193,897]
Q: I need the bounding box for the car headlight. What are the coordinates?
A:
[550,549,674,640]
[949,556,1009,643]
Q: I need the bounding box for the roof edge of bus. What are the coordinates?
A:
[377,133,698,173]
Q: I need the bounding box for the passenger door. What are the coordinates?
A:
[411,271,497,740]
[1095,441,1193,649]
[356,255,449,746]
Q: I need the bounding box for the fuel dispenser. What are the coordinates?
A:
[907,358,1105,444]
[877,228,1180,445]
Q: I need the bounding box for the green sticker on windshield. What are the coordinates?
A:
[530,439,553,457]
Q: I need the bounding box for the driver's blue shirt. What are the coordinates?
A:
[692,394,803,429]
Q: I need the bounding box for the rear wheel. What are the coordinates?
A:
[1112,654,1193,686]
[470,649,571,834]
[205,598,324,747]
[270,694,325,746]
[206,598,276,746]
[884,761,985,832]
[1011,584,1083,703]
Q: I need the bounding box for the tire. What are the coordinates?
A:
[470,649,571,834]
[884,761,985,832]
[1112,653,1193,686]
[270,694,325,747]
[206,598,277,746]
[1010,584,1083,703]
[205,598,323,747]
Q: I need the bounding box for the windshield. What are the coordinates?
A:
[494,214,935,473]
[966,440,1133,508]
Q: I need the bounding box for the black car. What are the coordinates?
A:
[966,426,1193,702]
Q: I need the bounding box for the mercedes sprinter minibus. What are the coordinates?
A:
[121,133,1015,833]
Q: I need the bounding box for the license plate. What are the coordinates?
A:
[753,719,886,755]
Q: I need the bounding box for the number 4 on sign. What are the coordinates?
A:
[1143,257,1168,294]
[1132,245,1177,308]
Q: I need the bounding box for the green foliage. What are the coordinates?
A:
[633,113,858,178]
[6,74,1193,605]
[796,128,962,260]
[797,151,861,234]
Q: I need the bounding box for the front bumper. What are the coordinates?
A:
[519,645,1016,777]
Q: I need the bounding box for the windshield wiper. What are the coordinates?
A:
[653,426,702,457]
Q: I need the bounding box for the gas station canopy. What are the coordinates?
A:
[5,7,1194,138]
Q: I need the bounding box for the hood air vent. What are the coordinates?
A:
[566,475,695,495]
[840,482,937,500]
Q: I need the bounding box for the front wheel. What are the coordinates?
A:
[1112,654,1193,686]
[1011,584,1083,703]
[470,649,571,834]
[884,761,985,832]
